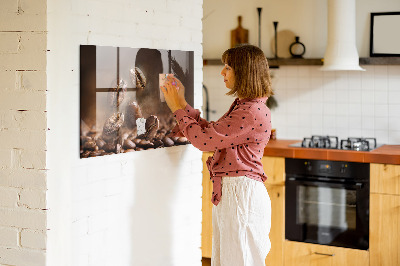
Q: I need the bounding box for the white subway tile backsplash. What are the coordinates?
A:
[388,91,400,104]
[361,129,375,138]
[336,115,348,129]
[336,90,349,103]
[361,90,375,104]
[349,128,363,137]
[375,104,389,117]
[388,75,400,91]
[389,117,400,131]
[388,104,400,117]
[286,77,299,89]
[388,65,400,76]
[205,65,400,144]
[348,71,362,90]
[336,103,349,116]
[348,116,362,129]
[323,103,336,115]
[374,77,388,91]
[362,116,375,130]
[374,130,389,144]
[374,117,389,129]
[361,104,375,117]
[298,67,311,78]
[374,90,388,104]
[374,65,388,77]
[285,66,298,77]
[348,90,362,103]
[388,131,400,143]
[298,77,311,89]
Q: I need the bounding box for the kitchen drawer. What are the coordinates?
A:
[284,241,369,266]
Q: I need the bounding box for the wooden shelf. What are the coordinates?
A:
[203,57,400,67]
[203,58,323,67]
[359,57,400,65]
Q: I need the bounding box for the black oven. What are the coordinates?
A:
[285,158,369,250]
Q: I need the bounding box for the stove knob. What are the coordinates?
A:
[305,162,312,171]
[340,164,347,174]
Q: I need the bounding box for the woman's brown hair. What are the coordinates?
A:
[221,44,273,99]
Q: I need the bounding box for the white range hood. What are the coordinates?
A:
[320,0,365,71]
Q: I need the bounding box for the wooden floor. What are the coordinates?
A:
[202,257,211,266]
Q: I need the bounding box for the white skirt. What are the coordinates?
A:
[212,176,271,266]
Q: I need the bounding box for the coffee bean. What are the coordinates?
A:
[102,112,124,143]
[123,139,136,150]
[103,143,116,152]
[133,138,142,145]
[162,137,174,147]
[153,139,164,148]
[136,139,154,149]
[81,150,91,158]
[144,115,159,140]
[125,101,143,129]
[89,150,102,157]
[176,137,190,145]
[107,79,127,107]
[83,140,97,151]
[95,138,106,149]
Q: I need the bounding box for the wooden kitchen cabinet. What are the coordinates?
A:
[262,156,285,266]
[370,163,400,195]
[370,163,400,266]
[202,152,213,258]
[261,156,285,186]
[284,241,369,266]
[264,184,285,266]
[370,193,400,266]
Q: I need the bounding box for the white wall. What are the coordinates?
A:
[46,1,203,266]
[203,0,400,145]
[0,0,48,265]
[203,0,400,58]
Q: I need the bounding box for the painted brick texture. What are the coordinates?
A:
[0,0,48,265]
[46,0,203,265]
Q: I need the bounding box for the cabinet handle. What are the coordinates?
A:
[314,252,335,257]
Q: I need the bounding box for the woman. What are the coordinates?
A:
[161,44,273,266]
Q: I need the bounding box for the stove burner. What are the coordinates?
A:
[294,136,379,151]
[301,135,339,149]
[340,137,377,151]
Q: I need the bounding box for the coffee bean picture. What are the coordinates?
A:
[80,45,194,158]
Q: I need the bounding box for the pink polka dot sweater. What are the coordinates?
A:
[173,97,272,206]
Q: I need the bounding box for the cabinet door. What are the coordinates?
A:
[202,152,213,258]
[284,241,369,266]
[370,163,400,195]
[264,185,284,266]
[370,193,400,266]
[261,156,285,185]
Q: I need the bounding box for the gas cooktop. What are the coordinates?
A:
[289,135,383,151]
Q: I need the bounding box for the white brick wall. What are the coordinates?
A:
[0,0,48,265]
[46,1,203,266]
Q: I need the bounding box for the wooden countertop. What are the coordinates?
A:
[263,139,400,165]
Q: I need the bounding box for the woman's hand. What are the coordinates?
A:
[161,78,185,113]
[171,77,187,108]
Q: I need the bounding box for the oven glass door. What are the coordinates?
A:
[286,179,369,250]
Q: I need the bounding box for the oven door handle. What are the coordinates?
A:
[287,177,364,189]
